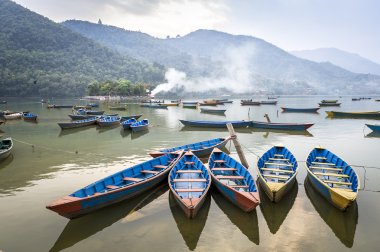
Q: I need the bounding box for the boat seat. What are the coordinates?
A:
[322,180,352,186]
[269,158,289,161]
[312,162,335,166]
[184,162,195,165]
[310,166,342,172]
[173,178,207,182]
[261,168,294,174]
[213,160,226,163]
[123,177,142,182]
[265,162,292,167]
[141,170,159,174]
[274,154,284,157]
[262,174,289,180]
[154,165,167,169]
[176,188,204,192]
[216,175,244,180]
[230,185,249,188]
[316,156,327,160]
[106,185,119,190]
[211,168,237,171]
[176,170,202,174]
[314,172,349,178]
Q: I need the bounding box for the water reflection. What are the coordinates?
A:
[96,125,121,133]
[58,126,95,137]
[50,184,169,252]
[212,190,260,245]
[259,181,298,234]
[0,154,14,169]
[169,192,211,250]
[304,178,358,248]
[131,130,149,140]
[365,132,380,138]
[119,129,131,138]
[180,126,252,134]
[251,129,313,137]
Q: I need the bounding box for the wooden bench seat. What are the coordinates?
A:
[213,160,226,163]
[316,156,327,160]
[216,175,244,180]
[274,154,284,157]
[176,170,202,174]
[312,161,335,166]
[323,180,352,186]
[173,178,207,182]
[230,185,249,188]
[184,161,195,165]
[314,172,349,178]
[176,188,204,192]
[269,158,289,161]
[154,165,167,169]
[141,170,159,174]
[310,166,342,172]
[123,177,142,182]
[211,168,237,171]
[106,185,119,189]
[265,162,292,167]
[261,168,294,174]
[262,174,289,180]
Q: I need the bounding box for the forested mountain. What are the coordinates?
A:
[64,21,380,95]
[291,48,380,75]
[0,0,165,97]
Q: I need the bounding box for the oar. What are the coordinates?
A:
[226,123,249,168]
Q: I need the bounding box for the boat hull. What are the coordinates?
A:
[326,111,380,119]
[257,175,297,202]
[58,120,96,129]
[0,138,13,161]
[319,103,341,107]
[250,121,313,130]
[200,109,226,114]
[4,113,22,120]
[366,124,380,132]
[121,115,142,121]
[281,107,320,113]
[131,124,148,132]
[180,119,250,128]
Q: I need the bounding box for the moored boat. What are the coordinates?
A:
[86,110,105,115]
[366,124,380,132]
[3,112,23,120]
[23,113,38,121]
[257,145,298,202]
[108,106,127,111]
[182,101,198,109]
[326,111,380,119]
[159,103,179,107]
[47,104,74,109]
[305,146,359,211]
[250,121,313,130]
[130,119,149,132]
[97,116,121,127]
[73,105,92,110]
[179,119,251,128]
[149,137,230,158]
[0,101,7,104]
[200,108,226,114]
[0,137,13,161]
[208,148,260,211]
[168,151,211,218]
[140,104,168,109]
[58,117,98,129]
[120,114,142,121]
[121,118,137,129]
[46,151,183,218]
[281,107,320,113]
[241,100,261,106]
[319,102,341,107]
[260,101,277,105]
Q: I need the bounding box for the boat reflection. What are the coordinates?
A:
[212,190,260,245]
[131,130,149,140]
[365,132,380,138]
[96,125,120,133]
[50,184,169,252]
[58,125,95,137]
[304,178,358,248]
[0,153,14,170]
[169,191,211,250]
[259,181,298,234]
[119,129,131,138]
[180,126,252,134]
[251,129,313,137]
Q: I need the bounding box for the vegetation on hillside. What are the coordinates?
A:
[87,79,151,96]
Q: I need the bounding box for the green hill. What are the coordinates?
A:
[0,0,165,97]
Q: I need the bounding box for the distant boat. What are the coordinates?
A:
[168,151,211,218]
[352,98,360,101]
[182,102,198,109]
[260,101,277,105]
[58,117,97,129]
[321,100,338,103]
[257,145,298,202]
[0,101,7,104]
[69,114,107,120]
[159,103,179,107]
[281,107,320,113]
[108,106,127,111]
[216,99,233,104]
[326,111,380,119]
[267,96,277,100]
[73,105,92,110]
[120,114,142,121]
[366,124,380,132]
[305,146,359,211]
[250,121,314,131]
[319,102,341,107]
[47,104,73,109]
[208,148,260,211]
[140,104,168,109]
[200,108,226,114]
[121,118,137,129]
[96,116,121,127]
[85,110,105,115]
[87,103,99,107]
[3,112,22,120]
[241,100,260,106]
[130,119,149,132]
[149,137,230,158]
[179,119,251,128]
[23,113,38,121]
[46,151,183,218]
[0,137,13,161]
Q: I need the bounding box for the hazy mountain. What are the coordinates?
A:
[0,0,164,97]
[63,21,380,94]
[291,48,380,75]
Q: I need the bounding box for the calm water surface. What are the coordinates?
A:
[0,96,379,251]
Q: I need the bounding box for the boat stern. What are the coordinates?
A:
[46,196,82,219]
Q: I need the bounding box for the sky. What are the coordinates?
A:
[13,0,380,63]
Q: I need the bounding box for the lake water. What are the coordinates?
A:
[0,96,379,251]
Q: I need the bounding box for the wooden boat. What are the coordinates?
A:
[305,146,359,211]
[199,102,218,106]
[352,98,360,101]
[216,99,233,104]
[108,106,127,111]
[179,119,251,128]
[46,151,183,218]
[257,145,298,202]
[120,114,142,121]
[73,105,92,110]
[375,99,380,102]
[47,104,74,109]
[69,114,117,120]
[87,103,99,107]
[0,120,4,125]
[208,148,260,211]
[366,124,380,132]
[140,104,168,109]
[250,121,314,130]
[86,110,104,115]
[121,118,137,129]
[321,100,338,103]
[281,107,320,113]
[0,101,7,104]
[97,116,121,127]
[267,96,277,100]
[3,112,22,120]
[159,103,179,107]
[168,151,211,218]
[130,119,149,132]
[149,137,230,158]
[326,111,380,119]
[23,113,38,121]
[260,101,277,105]
[319,103,341,107]
[182,101,198,109]
[200,108,226,114]
[58,117,98,129]
[0,137,13,161]
[241,100,260,106]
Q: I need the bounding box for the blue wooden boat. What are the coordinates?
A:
[130,119,149,132]
[169,151,211,218]
[281,107,320,113]
[23,113,38,121]
[260,101,277,105]
[86,110,105,115]
[46,151,183,218]
[58,117,98,129]
[121,118,137,129]
[87,103,99,108]
[319,102,341,107]
[366,124,380,132]
[0,137,13,161]
[250,121,313,130]
[179,119,251,128]
[149,137,230,158]
[69,114,117,120]
[120,114,142,121]
[241,100,261,106]
[257,145,298,202]
[96,116,121,127]
[48,104,74,109]
[208,148,260,211]
[306,146,359,211]
[200,108,226,114]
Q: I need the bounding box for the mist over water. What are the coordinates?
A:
[151,43,257,96]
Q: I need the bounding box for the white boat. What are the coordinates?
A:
[4,112,23,120]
